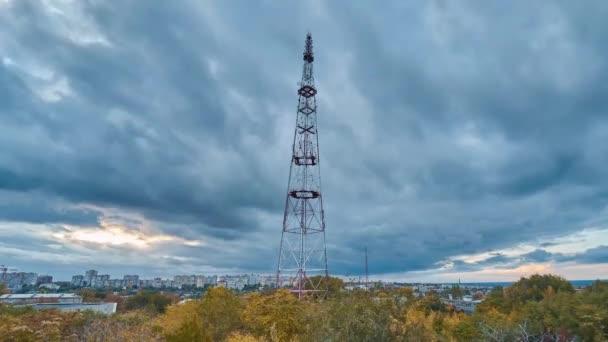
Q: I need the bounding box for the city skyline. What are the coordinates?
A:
[1,1,608,282]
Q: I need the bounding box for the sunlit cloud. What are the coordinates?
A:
[447,227,608,265]
[52,225,203,249]
[543,227,608,255]
[47,210,204,249]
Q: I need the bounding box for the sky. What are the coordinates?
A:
[1,0,608,282]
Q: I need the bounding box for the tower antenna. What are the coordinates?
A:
[276,33,329,298]
[365,247,369,290]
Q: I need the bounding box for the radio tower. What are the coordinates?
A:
[276,33,328,298]
[365,247,369,290]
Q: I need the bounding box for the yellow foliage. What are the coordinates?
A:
[157,287,242,342]
[157,300,204,341]
[225,331,265,342]
[242,289,305,341]
[0,283,9,295]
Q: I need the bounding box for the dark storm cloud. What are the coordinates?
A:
[0,0,284,235]
[570,246,608,264]
[2,0,608,278]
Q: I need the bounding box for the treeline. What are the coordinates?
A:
[0,274,607,341]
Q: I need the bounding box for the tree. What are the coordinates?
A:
[103,294,126,312]
[476,287,507,314]
[77,289,99,303]
[157,287,242,342]
[449,285,464,300]
[304,275,345,298]
[79,311,162,341]
[576,281,608,340]
[225,332,263,342]
[304,293,396,341]
[124,291,176,314]
[243,289,306,341]
[0,282,9,295]
[415,294,446,314]
[392,286,415,303]
[158,300,205,341]
[198,287,243,341]
[505,274,574,306]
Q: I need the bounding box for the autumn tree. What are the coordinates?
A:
[79,310,162,341]
[0,282,8,295]
[448,285,464,300]
[158,287,242,342]
[77,288,99,303]
[304,275,345,298]
[474,274,583,340]
[575,280,608,340]
[505,274,574,306]
[124,291,176,314]
[303,293,398,341]
[243,289,307,341]
[225,331,264,342]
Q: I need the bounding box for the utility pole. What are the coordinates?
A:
[276,33,329,299]
[365,247,369,290]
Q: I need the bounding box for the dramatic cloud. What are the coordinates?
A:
[1,0,608,281]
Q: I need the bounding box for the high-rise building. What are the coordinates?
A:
[110,279,123,288]
[71,275,84,287]
[5,272,38,289]
[36,275,53,285]
[93,275,109,288]
[205,275,218,285]
[84,270,98,286]
[196,276,205,288]
[123,275,139,288]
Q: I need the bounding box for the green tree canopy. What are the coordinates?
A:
[124,291,176,314]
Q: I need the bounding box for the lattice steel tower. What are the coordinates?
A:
[276,33,328,298]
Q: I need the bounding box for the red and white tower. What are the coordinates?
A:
[276,33,328,298]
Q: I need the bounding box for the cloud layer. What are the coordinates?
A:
[1,0,608,280]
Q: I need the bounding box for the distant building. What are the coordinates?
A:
[161,279,175,288]
[71,275,84,287]
[30,302,117,314]
[123,275,139,288]
[110,279,124,288]
[4,272,38,290]
[0,293,82,305]
[92,275,110,288]
[39,283,60,291]
[84,270,98,286]
[206,275,218,286]
[174,275,196,287]
[196,276,205,288]
[36,275,53,285]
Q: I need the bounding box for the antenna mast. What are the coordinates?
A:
[276,33,329,298]
[365,247,369,290]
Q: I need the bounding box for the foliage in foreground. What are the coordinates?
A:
[1,274,607,341]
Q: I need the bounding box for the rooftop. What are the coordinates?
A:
[1,293,81,299]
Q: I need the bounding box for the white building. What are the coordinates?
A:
[31,302,117,314]
[0,293,82,305]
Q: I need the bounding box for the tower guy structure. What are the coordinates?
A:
[277,33,328,298]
